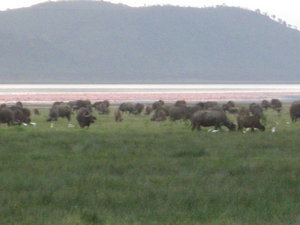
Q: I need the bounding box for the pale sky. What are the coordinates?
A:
[0,0,299,29]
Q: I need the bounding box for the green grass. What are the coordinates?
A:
[1,107,300,225]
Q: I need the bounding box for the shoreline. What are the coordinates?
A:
[0,92,300,104]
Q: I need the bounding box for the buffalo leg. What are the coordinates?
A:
[192,123,196,131]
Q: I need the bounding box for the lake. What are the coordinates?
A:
[0,84,300,104]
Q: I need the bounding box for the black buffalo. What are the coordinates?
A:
[76,107,96,128]
[237,108,265,131]
[133,103,145,115]
[270,99,282,113]
[290,101,300,122]
[119,103,135,114]
[47,104,72,122]
[9,106,31,124]
[0,107,14,126]
[190,110,236,131]
[152,100,165,110]
[93,100,110,114]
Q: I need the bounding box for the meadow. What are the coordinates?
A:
[1,106,300,225]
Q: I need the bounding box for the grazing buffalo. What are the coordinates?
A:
[0,104,7,109]
[168,106,188,121]
[119,103,135,114]
[67,101,76,109]
[0,107,14,126]
[144,106,153,115]
[249,103,266,120]
[155,105,171,116]
[237,108,265,131]
[33,108,40,115]
[174,100,187,107]
[261,100,271,110]
[101,100,110,107]
[76,107,96,128]
[290,101,300,122]
[203,101,218,110]
[47,104,72,122]
[185,105,203,120]
[114,109,123,122]
[222,101,238,114]
[152,100,165,110]
[228,107,239,114]
[270,99,282,113]
[9,106,31,124]
[190,110,236,131]
[15,101,23,108]
[196,102,204,109]
[93,101,110,114]
[222,101,235,111]
[133,103,145,115]
[69,100,92,111]
[151,109,167,121]
[52,101,64,107]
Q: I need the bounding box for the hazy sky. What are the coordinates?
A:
[0,0,299,28]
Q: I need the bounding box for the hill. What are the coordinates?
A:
[0,1,299,83]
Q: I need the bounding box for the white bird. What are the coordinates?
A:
[211,129,219,133]
[271,127,276,133]
[30,122,37,126]
[22,123,28,126]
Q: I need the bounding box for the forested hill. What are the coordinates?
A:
[0,1,299,83]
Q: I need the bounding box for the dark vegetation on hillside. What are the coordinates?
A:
[0,1,299,83]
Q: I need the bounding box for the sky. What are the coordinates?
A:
[0,0,299,29]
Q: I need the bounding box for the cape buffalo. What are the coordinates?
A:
[114,109,123,122]
[152,100,165,110]
[190,110,236,131]
[290,101,300,122]
[47,104,72,122]
[203,101,218,110]
[16,101,23,108]
[261,100,271,110]
[237,108,265,131]
[174,100,187,107]
[119,103,135,114]
[168,106,188,121]
[185,105,203,120]
[151,109,167,121]
[222,101,235,111]
[222,101,238,113]
[144,105,153,115]
[33,108,40,115]
[133,103,145,115]
[69,100,92,111]
[76,107,96,128]
[196,102,205,109]
[270,99,282,113]
[9,106,31,124]
[93,101,110,114]
[0,107,14,126]
[249,103,266,120]
[0,104,7,109]
[52,102,64,107]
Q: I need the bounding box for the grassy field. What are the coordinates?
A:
[1,106,300,225]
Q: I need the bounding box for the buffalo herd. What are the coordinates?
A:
[1,98,300,131]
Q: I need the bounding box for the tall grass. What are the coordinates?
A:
[0,107,300,225]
